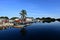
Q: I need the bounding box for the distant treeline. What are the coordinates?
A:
[0,16,9,19]
[0,16,19,20]
[36,17,60,23]
[0,16,60,22]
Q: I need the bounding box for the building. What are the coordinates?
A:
[14,19,22,23]
[9,19,14,23]
[0,18,9,23]
[25,17,34,22]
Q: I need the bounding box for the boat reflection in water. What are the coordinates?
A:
[20,22,33,36]
[0,27,4,30]
[19,22,33,37]
[20,27,27,36]
[0,26,8,30]
[0,22,33,30]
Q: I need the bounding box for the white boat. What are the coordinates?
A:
[14,25,25,28]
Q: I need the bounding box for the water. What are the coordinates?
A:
[0,21,60,40]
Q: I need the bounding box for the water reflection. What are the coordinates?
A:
[0,22,60,40]
[42,21,52,23]
[0,27,7,30]
[0,21,59,31]
[42,21,56,23]
[20,27,27,36]
[0,27,3,30]
[26,23,32,26]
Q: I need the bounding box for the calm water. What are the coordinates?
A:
[0,21,60,40]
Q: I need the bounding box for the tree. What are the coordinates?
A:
[0,16,9,19]
[19,10,27,21]
[36,17,40,20]
[4,16,9,19]
[10,17,19,20]
[56,18,60,22]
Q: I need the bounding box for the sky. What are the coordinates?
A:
[0,0,60,18]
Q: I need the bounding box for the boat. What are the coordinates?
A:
[14,25,25,28]
[13,23,26,28]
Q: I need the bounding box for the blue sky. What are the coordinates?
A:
[0,0,60,18]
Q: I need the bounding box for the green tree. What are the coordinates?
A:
[10,17,19,20]
[19,10,27,21]
[36,17,40,20]
[4,16,9,19]
[0,16,9,19]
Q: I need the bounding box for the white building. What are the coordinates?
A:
[26,17,34,22]
[9,20,14,23]
[0,18,8,23]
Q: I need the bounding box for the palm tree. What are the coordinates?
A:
[19,10,27,21]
